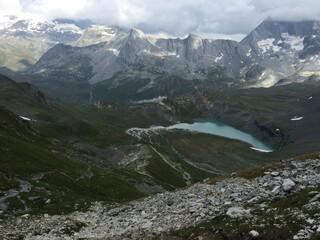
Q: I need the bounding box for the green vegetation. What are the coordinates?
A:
[0,106,146,215]
[145,130,277,174]
[145,155,186,189]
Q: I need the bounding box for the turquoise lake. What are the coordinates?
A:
[167,119,273,152]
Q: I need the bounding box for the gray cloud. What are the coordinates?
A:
[1,0,320,40]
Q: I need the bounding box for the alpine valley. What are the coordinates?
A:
[0,16,319,240]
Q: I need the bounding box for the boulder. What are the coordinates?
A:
[226,207,250,218]
[282,178,295,192]
[249,230,259,237]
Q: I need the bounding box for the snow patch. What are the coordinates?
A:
[19,116,36,122]
[53,23,82,34]
[257,38,280,53]
[246,48,252,57]
[89,25,117,36]
[167,52,177,56]
[290,116,304,121]
[99,31,116,37]
[281,33,304,51]
[299,70,320,78]
[214,53,224,62]
[250,147,273,153]
[108,48,120,56]
[20,116,31,121]
[125,126,166,139]
[143,50,178,58]
[134,96,167,104]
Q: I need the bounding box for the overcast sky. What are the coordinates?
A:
[1,0,320,40]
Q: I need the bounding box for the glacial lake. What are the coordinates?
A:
[167,119,273,152]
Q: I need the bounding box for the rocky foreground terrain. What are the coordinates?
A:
[0,157,319,240]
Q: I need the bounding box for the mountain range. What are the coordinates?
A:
[1,18,320,104]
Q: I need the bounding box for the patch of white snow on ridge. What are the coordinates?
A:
[90,25,117,36]
[20,116,31,121]
[299,70,320,78]
[214,53,224,62]
[143,50,178,58]
[125,126,166,139]
[250,147,273,153]
[100,31,116,37]
[134,96,167,104]
[291,116,304,121]
[20,116,37,122]
[246,48,252,57]
[54,23,82,34]
[108,48,120,56]
[281,33,304,51]
[167,52,177,56]
[257,38,280,54]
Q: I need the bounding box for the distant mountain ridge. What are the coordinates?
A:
[1,18,320,103]
[241,20,320,87]
[0,17,125,72]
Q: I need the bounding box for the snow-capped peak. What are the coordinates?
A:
[0,15,18,30]
[0,17,84,35]
[53,23,83,34]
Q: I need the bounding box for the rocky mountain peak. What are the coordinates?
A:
[129,28,147,39]
[242,19,317,45]
[185,33,203,48]
[74,25,125,47]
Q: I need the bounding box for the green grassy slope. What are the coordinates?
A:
[0,106,147,215]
